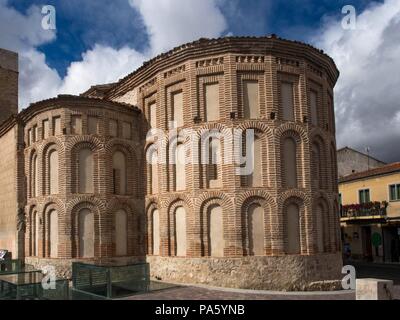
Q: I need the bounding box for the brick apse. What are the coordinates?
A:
[0,36,342,290]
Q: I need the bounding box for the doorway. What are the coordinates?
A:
[362,226,373,262]
[385,227,400,263]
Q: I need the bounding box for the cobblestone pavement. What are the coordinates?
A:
[124,285,355,300]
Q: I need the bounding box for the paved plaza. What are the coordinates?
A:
[125,262,400,300]
[124,285,355,300]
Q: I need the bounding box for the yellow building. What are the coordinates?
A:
[339,163,400,263]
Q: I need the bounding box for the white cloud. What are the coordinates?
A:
[0,0,227,109]
[18,49,61,109]
[129,0,227,54]
[59,45,146,95]
[313,0,400,162]
[0,0,55,51]
[0,0,61,108]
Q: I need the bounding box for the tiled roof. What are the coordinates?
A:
[80,83,117,97]
[339,162,400,183]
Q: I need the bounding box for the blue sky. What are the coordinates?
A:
[9,0,380,77]
[0,0,399,162]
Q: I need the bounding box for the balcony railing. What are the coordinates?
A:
[340,201,388,219]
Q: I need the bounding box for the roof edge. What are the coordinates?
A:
[105,35,340,99]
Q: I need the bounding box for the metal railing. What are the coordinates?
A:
[340,202,388,219]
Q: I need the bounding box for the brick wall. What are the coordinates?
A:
[0,48,18,124]
[0,124,18,255]
[22,98,145,260]
[111,38,341,259]
[0,38,344,290]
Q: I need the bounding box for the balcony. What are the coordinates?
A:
[340,201,388,223]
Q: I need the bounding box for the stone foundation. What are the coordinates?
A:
[25,254,343,292]
[146,254,343,291]
[25,256,146,279]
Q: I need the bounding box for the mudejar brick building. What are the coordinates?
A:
[0,36,342,290]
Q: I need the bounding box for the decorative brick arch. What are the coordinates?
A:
[26,204,40,257]
[237,121,274,141]
[277,188,311,254]
[105,200,138,256]
[329,141,338,192]
[310,134,328,190]
[236,190,277,209]
[275,122,309,143]
[281,195,306,255]
[238,192,275,256]
[165,197,192,257]
[70,200,103,259]
[68,138,103,194]
[166,136,190,192]
[39,137,64,154]
[278,189,311,208]
[146,200,160,256]
[41,142,63,196]
[197,192,234,257]
[146,196,161,212]
[28,148,39,199]
[42,196,65,212]
[144,133,168,153]
[66,135,104,151]
[312,194,331,254]
[105,141,139,197]
[197,191,234,213]
[66,196,106,214]
[275,124,308,190]
[161,194,194,210]
[236,124,273,188]
[196,122,230,133]
[42,201,62,258]
[144,141,164,195]
[195,128,228,190]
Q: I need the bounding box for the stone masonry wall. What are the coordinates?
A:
[147,254,343,291]
[337,147,386,178]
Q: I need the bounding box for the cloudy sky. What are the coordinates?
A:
[0,0,399,162]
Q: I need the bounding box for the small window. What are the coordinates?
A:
[71,115,82,135]
[281,82,294,121]
[43,120,50,139]
[243,81,260,120]
[122,122,132,140]
[109,120,118,137]
[53,117,62,136]
[149,102,157,129]
[88,116,99,135]
[310,90,318,126]
[33,125,38,142]
[28,129,32,146]
[172,91,184,128]
[359,189,370,204]
[389,184,400,201]
[205,83,220,122]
